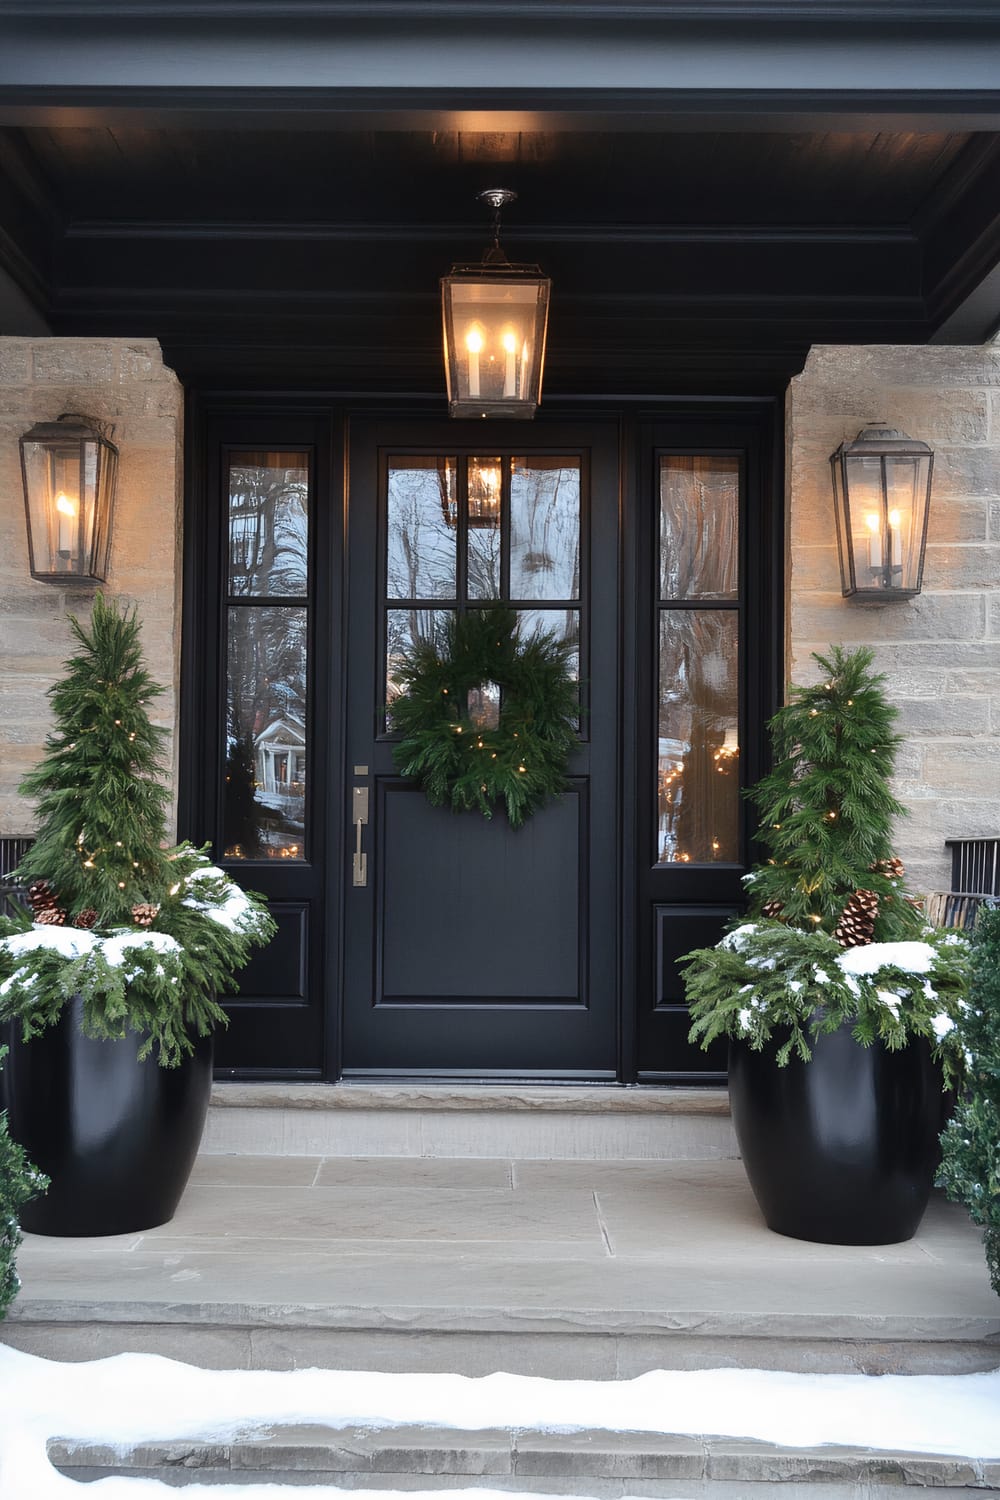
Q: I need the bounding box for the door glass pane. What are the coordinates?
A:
[386,608,454,714]
[659,456,738,600]
[517,607,581,683]
[657,611,739,865]
[387,456,457,600]
[511,457,581,601]
[227,450,309,597]
[467,455,502,600]
[225,605,308,860]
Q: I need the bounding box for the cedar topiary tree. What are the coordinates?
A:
[746,644,922,942]
[938,904,1000,1298]
[15,594,173,926]
[0,1047,48,1318]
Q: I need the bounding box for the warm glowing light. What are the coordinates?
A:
[55,493,76,518]
[465,326,484,354]
[501,328,518,354]
[865,512,880,534]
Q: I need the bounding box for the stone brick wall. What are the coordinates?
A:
[787,345,1000,898]
[0,339,183,838]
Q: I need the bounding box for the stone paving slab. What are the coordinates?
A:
[47,1426,1000,1490]
[5,1157,998,1377]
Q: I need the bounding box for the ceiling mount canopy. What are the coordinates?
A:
[441,187,551,420]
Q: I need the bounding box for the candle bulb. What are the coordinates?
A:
[501,328,517,399]
[55,493,77,556]
[865,512,882,571]
[465,325,483,399]
[888,508,902,570]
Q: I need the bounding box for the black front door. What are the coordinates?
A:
[185,402,778,1082]
[340,419,621,1078]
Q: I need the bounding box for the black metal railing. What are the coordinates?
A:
[0,836,33,920]
[925,837,1000,931]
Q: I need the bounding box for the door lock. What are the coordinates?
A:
[352,784,369,887]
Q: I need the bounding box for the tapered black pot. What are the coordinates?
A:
[2,998,213,1237]
[728,1022,943,1245]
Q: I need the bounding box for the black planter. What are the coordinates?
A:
[728,1022,943,1245]
[2,998,213,1237]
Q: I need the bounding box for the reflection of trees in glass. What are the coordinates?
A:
[386,462,456,601]
[227,607,308,859]
[223,731,263,860]
[386,609,451,711]
[228,459,308,597]
[511,461,581,601]
[657,613,738,865]
[659,458,738,601]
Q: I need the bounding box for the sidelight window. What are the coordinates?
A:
[656,455,741,865]
[223,449,310,861]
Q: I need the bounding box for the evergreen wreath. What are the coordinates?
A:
[390,605,579,828]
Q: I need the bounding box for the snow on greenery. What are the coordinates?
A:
[0,1049,48,1323]
[938,904,1000,1298]
[683,921,970,1078]
[0,597,276,1066]
[0,843,275,1067]
[0,1347,999,1498]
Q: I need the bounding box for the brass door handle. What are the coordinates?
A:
[352,784,369,887]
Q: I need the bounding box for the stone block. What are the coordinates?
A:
[0,341,30,383]
[895,695,990,737]
[32,343,115,385]
[791,590,986,646]
[922,742,1000,795]
[930,494,990,544]
[789,544,841,593]
[117,343,163,382]
[989,494,1000,540]
[923,543,1000,590]
[989,593,1000,639]
[928,445,1000,499]
[514,1433,704,1482]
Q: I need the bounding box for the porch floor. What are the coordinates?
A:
[4,1154,999,1378]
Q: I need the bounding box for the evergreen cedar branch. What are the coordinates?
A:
[681,645,971,1078]
[389,605,579,828]
[938,904,1000,1297]
[0,596,276,1066]
[0,1046,47,1320]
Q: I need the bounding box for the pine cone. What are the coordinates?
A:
[36,907,66,927]
[871,856,905,881]
[73,908,98,929]
[835,888,879,948]
[761,899,784,919]
[131,903,160,927]
[27,878,59,916]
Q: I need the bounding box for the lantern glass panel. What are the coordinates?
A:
[20,427,116,582]
[442,273,550,418]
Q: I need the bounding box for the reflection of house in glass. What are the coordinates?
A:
[254,715,306,856]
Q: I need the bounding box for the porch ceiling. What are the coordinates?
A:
[2,2,1000,392]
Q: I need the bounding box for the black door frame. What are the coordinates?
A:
[181,393,782,1083]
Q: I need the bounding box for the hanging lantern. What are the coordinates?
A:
[441,188,550,420]
[19,413,118,583]
[830,422,933,600]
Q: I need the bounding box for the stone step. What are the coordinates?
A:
[203,1084,737,1161]
[49,1425,1000,1496]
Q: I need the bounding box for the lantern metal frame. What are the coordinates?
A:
[441,188,551,420]
[829,422,933,601]
[19,412,118,584]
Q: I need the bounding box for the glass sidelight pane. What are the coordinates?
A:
[225,605,308,861]
[657,611,739,865]
[659,456,739,600]
[227,450,309,598]
[467,456,502,601]
[386,608,453,712]
[387,456,457,600]
[511,457,581,601]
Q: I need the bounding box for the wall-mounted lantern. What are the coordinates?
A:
[441,188,550,420]
[19,413,118,584]
[830,422,933,600]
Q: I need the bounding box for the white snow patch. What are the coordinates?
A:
[100,931,182,968]
[720,924,758,951]
[837,941,936,978]
[0,1348,999,1499]
[1,926,95,960]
